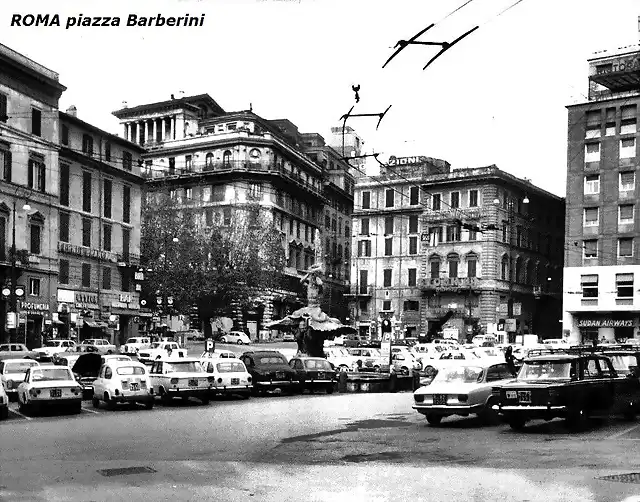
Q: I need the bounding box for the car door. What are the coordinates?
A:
[582,357,609,411]
[93,365,106,395]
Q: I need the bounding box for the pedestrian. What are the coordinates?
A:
[505,345,517,377]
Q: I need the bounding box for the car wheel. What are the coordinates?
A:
[326,385,334,395]
[92,397,100,409]
[201,396,210,405]
[401,366,410,376]
[508,416,527,430]
[107,350,113,355]
[565,407,588,430]
[156,355,161,360]
[160,388,172,404]
[237,340,243,345]
[426,414,442,425]
[479,397,500,425]
[0,406,8,420]
[339,365,350,373]
[73,401,82,414]
[104,392,116,410]
[220,337,227,343]
[144,400,154,410]
[373,365,380,373]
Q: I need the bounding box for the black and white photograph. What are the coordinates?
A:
[1,0,640,500]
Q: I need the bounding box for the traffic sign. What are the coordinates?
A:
[6,312,16,329]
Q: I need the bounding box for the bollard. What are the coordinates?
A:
[338,371,348,393]
[412,370,421,391]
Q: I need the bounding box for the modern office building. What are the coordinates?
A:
[564,44,640,344]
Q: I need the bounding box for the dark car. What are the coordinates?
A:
[583,345,640,377]
[494,352,640,430]
[289,357,336,394]
[70,353,103,398]
[240,350,299,395]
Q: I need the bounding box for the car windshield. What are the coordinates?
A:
[126,339,140,344]
[164,362,203,373]
[258,356,287,365]
[519,361,572,380]
[608,355,636,374]
[149,343,161,349]
[32,368,73,381]
[44,341,61,347]
[4,361,38,373]
[327,348,349,357]
[116,366,146,376]
[304,359,333,370]
[216,362,246,373]
[434,366,485,384]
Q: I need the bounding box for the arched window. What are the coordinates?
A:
[249,148,261,159]
[447,253,459,278]
[514,257,522,284]
[466,252,478,278]
[501,255,509,281]
[429,255,441,279]
[223,150,232,167]
[205,153,214,167]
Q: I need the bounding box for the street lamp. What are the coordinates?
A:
[6,200,31,343]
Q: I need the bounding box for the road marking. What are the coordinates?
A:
[606,424,640,440]
[9,408,33,421]
[81,407,100,414]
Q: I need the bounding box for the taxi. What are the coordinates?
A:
[149,357,214,405]
[17,364,83,414]
[0,358,40,399]
[92,359,154,410]
[202,359,252,398]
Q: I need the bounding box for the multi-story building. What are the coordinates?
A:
[328,125,366,179]
[57,107,145,344]
[564,44,640,344]
[349,157,565,343]
[112,95,330,338]
[0,43,66,346]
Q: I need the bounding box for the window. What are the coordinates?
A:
[404,300,419,311]
[31,108,41,137]
[359,270,368,294]
[61,124,69,145]
[450,192,460,208]
[82,171,92,212]
[621,105,637,134]
[409,186,419,205]
[501,255,509,281]
[168,157,176,175]
[357,240,371,257]
[59,260,69,285]
[385,189,395,208]
[584,207,599,227]
[0,143,11,182]
[468,228,477,241]
[205,208,214,226]
[57,162,69,207]
[581,274,598,298]
[615,273,634,298]
[122,228,130,261]
[105,142,111,162]
[408,268,417,287]
[409,236,418,255]
[384,216,394,235]
[584,240,597,258]
[223,150,232,166]
[383,269,392,287]
[28,156,46,193]
[584,174,600,194]
[103,179,112,218]
[585,110,601,138]
[185,155,192,171]
[585,143,600,162]
[185,188,193,200]
[29,224,41,254]
[122,151,132,171]
[620,138,636,158]
[382,300,392,311]
[469,190,478,207]
[467,257,477,278]
[620,172,635,192]
[384,237,392,256]
[406,215,418,234]
[123,185,131,223]
[223,207,231,225]
[82,264,91,288]
[619,238,634,257]
[102,268,111,290]
[82,218,91,247]
[448,256,459,278]
[432,194,441,211]
[28,278,40,296]
[360,218,369,235]
[430,259,440,279]
[362,191,371,209]
[605,107,616,136]
[619,204,634,224]
[59,212,70,243]
[446,225,460,242]
[0,94,6,123]
[248,182,262,200]
[82,134,93,156]
[103,224,112,251]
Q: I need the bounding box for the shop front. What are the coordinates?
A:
[17,299,53,349]
[101,291,141,346]
[57,289,108,342]
[574,315,639,344]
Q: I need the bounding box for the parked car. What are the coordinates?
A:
[137,341,188,363]
[53,352,83,368]
[80,339,117,355]
[0,359,40,400]
[92,360,154,410]
[17,364,83,414]
[33,340,77,360]
[102,355,132,363]
[0,382,8,419]
[413,362,515,425]
[121,337,151,355]
[346,347,385,372]
[199,349,238,365]
[219,331,251,345]
[289,357,336,394]
[202,359,252,398]
[413,344,447,363]
[149,357,213,404]
[70,353,104,397]
[391,346,422,374]
[343,335,366,348]
[0,343,38,361]
[240,350,298,395]
[324,346,358,372]
[494,352,640,430]
[282,333,296,342]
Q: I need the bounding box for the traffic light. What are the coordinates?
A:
[381,318,392,333]
[1,285,25,301]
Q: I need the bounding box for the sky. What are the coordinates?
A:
[2,0,639,197]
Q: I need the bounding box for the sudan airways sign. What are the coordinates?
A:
[577,319,634,328]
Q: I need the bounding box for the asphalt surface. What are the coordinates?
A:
[3,343,640,501]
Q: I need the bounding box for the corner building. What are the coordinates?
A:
[564,44,640,344]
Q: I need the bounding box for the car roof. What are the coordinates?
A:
[292,356,329,361]
[3,358,39,364]
[526,354,589,361]
[156,357,200,363]
[242,350,283,355]
[104,359,145,366]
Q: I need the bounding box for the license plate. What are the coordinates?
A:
[433,394,447,405]
[130,383,140,391]
[276,372,285,379]
[518,391,531,403]
[50,389,62,398]
[231,378,239,385]
[506,391,517,399]
[318,372,325,379]
[188,379,198,387]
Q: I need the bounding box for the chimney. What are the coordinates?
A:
[121,100,128,109]
[66,105,77,117]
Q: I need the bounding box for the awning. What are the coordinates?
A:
[84,320,108,328]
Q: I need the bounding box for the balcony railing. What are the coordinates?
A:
[345,285,374,297]
[420,276,480,291]
[117,252,140,266]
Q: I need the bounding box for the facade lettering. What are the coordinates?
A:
[58,242,118,263]
[577,319,634,328]
[388,155,428,166]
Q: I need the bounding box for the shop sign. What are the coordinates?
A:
[18,301,50,313]
[75,292,99,310]
[578,319,634,328]
[110,292,140,310]
[134,272,144,281]
[425,277,479,291]
[388,155,428,166]
[58,242,118,263]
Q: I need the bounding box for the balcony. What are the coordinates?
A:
[423,208,482,223]
[117,252,140,267]
[344,285,374,298]
[420,276,481,292]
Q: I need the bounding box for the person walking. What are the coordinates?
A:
[504,345,518,377]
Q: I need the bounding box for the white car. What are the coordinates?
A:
[0,358,40,399]
[92,360,154,410]
[17,365,83,414]
[219,331,251,345]
[323,346,358,372]
[200,349,238,366]
[0,383,7,420]
[413,362,515,425]
[80,339,117,355]
[413,344,447,363]
[137,342,188,363]
[149,358,214,404]
[33,340,77,359]
[391,346,422,373]
[346,347,386,372]
[121,337,151,355]
[202,359,252,398]
[101,354,132,364]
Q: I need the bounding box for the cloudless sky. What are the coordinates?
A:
[2,0,639,196]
